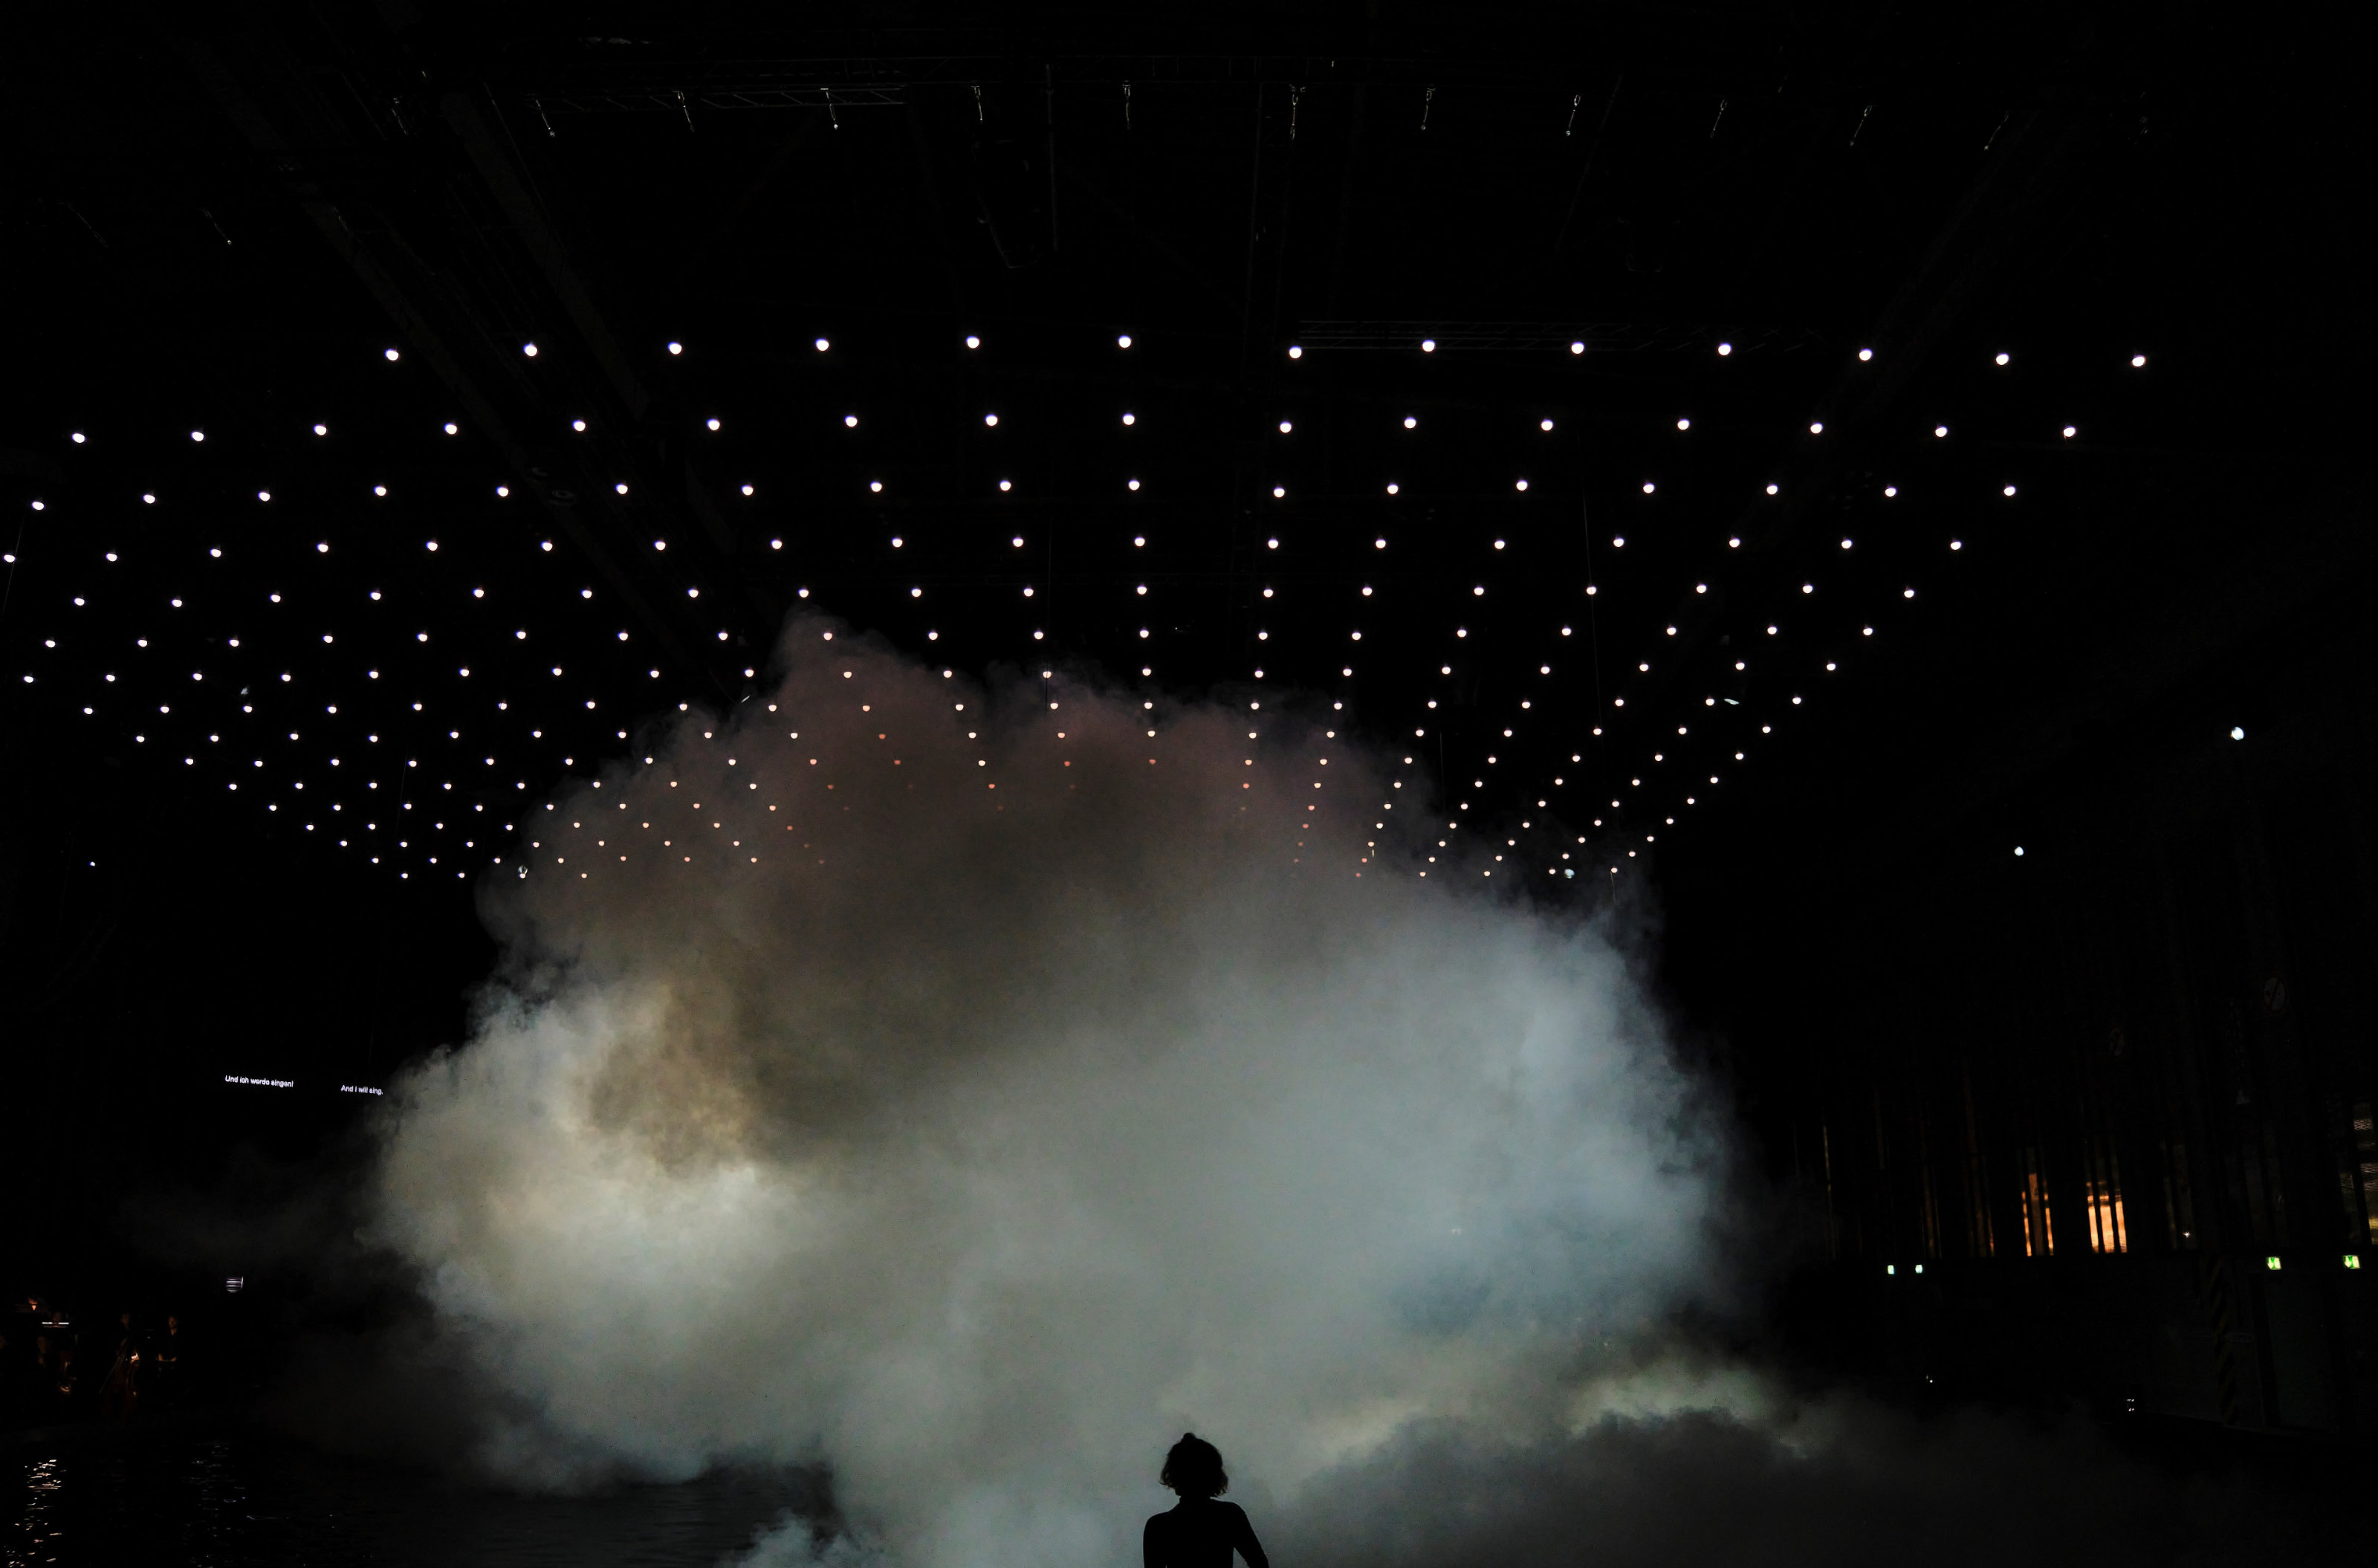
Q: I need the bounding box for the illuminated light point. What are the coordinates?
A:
[257,490,271,502]
[373,485,387,497]
[1386,482,1400,495]
[999,479,1013,493]
[965,334,981,349]
[2232,726,2246,741]
[1375,538,1387,548]
[2015,846,2025,857]
[1995,351,2011,366]
[1676,418,1690,431]
[1934,425,1949,438]
[523,342,539,357]
[1127,479,1141,491]
[383,348,401,361]
[615,482,629,495]
[1641,482,1655,494]
[708,418,722,431]
[814,337,831,351]
[742,484,755,496]
[1514,479,1529,492]
[1809,421,1824,435]
[1287,345,1303,359]
[1716,341,1733,356]
[1841,538,1853,550]
[1569,340,1585,355]
[1902,587,1917,598]
[2003,485,2018,497]
[1272,486,1286,499]
[869,481,883,493]
[1858,347,1874,361]
[71,432,86,444]
[1279,420,1293,434]
[1766,483,1780,496]
[2131,354,2148,368]
[1950,540,1963,551]
[2062,425,2077,438]
[1883,485,1898,498]
[1420,338,1437,352]
[572,419,587,433]
[190,430,204,442]
[667,340,683,355]
[1117,334,1133,349]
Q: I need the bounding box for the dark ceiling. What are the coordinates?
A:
[0,1,2362,1280]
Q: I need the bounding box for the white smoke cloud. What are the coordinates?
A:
[363,621,1732,1567]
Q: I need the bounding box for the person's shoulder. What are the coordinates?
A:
[1216,1501,1250,1522]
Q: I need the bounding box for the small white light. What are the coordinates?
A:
[2131,354,2148,368]
[443,421,459,435]
[496,485,510,497]
[1809,421,1823,434]
[72,432,86,443]
[965,334,981,349]
[1642,482,1655,493]
[1386,482,1399,495]
[1569,340,1584,355]
[311,424,325,436]
[257,490,271,502]
[1127,479,1141,491]
[814,337,831,351]
[2015,846,2025,857]
[667,340,683,355]
[1841,538,1853,549]
[1858,347,1873,361]
[572,418,587,432]
[2003,485,2018,496]
[1375,537,1387,548]
[1272,486,1285,499]
[1279,419,1293,433]
[1420,338,1436,352]
[999,479,1012,492]
[373,485,387,496]
[1012,536,1025,547]
[1766,483,1779,496]
[1716,341,1732,356]
[383,347,400,361]
[869,480,883,493]
[1514,479,1529,491]
[1117,334,1133,349]
[1902,587,1916,598]
[1950,540,1963,551]
[1882,485,1898,497]
[1995,351,2010,366]
[1287,345,1303,359]
[1934,424,1948,438]
[615,482,629,495]
[741,484,754,496]
[1122,412,1136,426]
[1675,418,1689,430]
[2231,726,2246,740]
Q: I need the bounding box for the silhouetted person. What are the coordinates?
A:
[1144,1433,1269,1568]
[100,1310,140,1419]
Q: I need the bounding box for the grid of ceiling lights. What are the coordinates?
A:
[6,334,2148,884]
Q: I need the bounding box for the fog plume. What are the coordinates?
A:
[366,621,1730,1565]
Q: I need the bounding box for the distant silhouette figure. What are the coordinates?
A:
[1144,1433,1269,1568]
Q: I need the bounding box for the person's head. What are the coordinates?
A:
[1160,1433,1228,1498]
